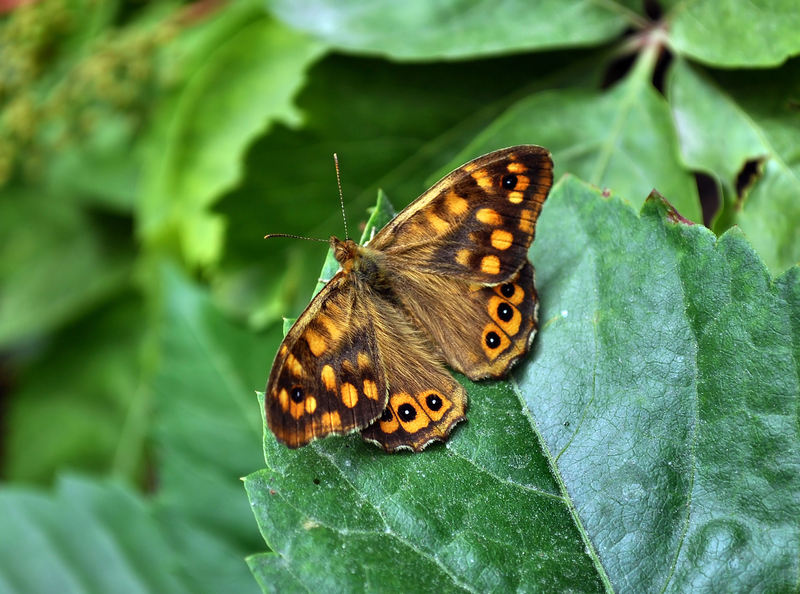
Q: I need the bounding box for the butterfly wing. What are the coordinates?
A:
[359,296,467,452]
[369,145,552,285]
[265,273,388,448]
[390,261,538,380]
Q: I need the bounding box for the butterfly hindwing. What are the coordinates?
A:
[388,262,538,380]
[359,298,467,451]
[266,274,388,448]
[371,145,552,285]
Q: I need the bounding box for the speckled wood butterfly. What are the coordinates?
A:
[266,145,553,452]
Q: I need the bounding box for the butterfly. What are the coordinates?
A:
[265,145,553,452]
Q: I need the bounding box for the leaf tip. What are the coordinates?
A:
[646,189,695,226]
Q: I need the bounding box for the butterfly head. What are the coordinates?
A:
[331,236,359,273]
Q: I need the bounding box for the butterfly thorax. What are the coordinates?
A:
[331,236,390,292]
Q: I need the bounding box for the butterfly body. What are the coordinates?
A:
[266,146,553,452]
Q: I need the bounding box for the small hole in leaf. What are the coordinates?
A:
[735,158,765,200]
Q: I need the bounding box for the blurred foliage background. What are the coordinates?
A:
[0,0,798,592]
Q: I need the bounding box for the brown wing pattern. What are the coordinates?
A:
[371,145,552,285]
[265,275,388,448]
[359,296,466,452]
[390,262,538,380]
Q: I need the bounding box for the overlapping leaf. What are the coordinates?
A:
[668,57,800,273]
[264,0,639,60]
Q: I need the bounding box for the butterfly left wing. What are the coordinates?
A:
[266,273,388,448]
[369,145,552,285]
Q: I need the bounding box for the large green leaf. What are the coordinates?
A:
[667,57,800,273]
[139,8,325,267]
[246,177,798,591]
[149,264,282,593]
[0,475,186,594]
[667,0,800,67]
[265,0,641,60]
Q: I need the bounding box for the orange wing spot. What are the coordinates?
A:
[463,161,478,173]
[456,249,472,267]
[289,399,305,419]
[518,209,535,234]
[508,191,524,204]
[471,169,493,190]
[515,174,530,191]
[379,407,399,434]
[481,255,501,275]
[444,191,469,215]
[481,323,511,360]
[321,364,336,392]
[279,345,288,355]
[357,352,370,369]
[278,388,289,411]
[390,392,430,434]
[418,391,452,421]
[286,353,304,377]
[341,382,358,408]
[363,379,379,401]
[490,229,514,250]
[305,328,327,356]
[305,396,317,414]
[476,208,502,226]
[489,295,522,335]
[425,211,451,234]
[322,411,342,431]
[507,162,526,174]
[317,314,342,342]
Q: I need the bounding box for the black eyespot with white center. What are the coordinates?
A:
[398,403,417,422]
[485,331,501,349]
[380,408,393,422]
[497,302,513,322]
[290,386,304,403]
[425,393,443,411]
[502,174,518,189]
[501,283,515,298]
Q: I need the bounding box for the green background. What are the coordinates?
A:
[0,0,798,592]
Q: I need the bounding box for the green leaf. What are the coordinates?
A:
[4,294,147,484]
[246,177,799,591]
[139,13,325,266]
[668,58,800,273]
[0,475,186,594]
[0,187,134,345]
[526,177,799,591]
[150,264,282,593]
[667,0,800,67]
[265,0,641,60]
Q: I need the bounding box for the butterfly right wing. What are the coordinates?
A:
[266,273,388,448]
[369,145,552,285]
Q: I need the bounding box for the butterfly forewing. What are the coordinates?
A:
[266,274,388,448]
[371,145,552,285]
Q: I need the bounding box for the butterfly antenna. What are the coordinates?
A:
[263,233,328,242]
[334,153,349,239]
